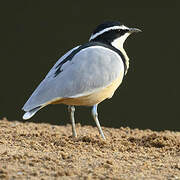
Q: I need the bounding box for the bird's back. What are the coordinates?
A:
[22,44,124,112]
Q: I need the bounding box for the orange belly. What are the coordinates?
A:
[51,72,124,106]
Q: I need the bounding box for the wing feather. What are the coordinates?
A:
[23,46,124,111]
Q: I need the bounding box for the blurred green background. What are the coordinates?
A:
[1,1,179,130]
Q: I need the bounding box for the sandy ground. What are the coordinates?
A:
[0,118,180,180]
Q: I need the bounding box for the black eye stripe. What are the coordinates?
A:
[118,29,129,34]
[90,29,129,44]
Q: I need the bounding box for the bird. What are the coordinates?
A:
[22,21,141,140]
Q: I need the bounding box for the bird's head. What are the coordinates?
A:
[89,21,141,50]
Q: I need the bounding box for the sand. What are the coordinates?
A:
[0,117,180,180]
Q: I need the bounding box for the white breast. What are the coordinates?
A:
[111,33,130,74]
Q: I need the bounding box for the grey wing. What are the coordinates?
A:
[45,46,80,79]
[23,46,124,111]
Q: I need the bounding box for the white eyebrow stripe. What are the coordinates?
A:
[89,25,129,41]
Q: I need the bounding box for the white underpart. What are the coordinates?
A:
[89,25,129,41]
[111,33,131,74]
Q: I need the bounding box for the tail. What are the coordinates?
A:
[23,106,41,120]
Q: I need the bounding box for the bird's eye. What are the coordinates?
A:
[118,29,123,32]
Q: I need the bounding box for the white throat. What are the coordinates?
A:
[111,33,130,74]
[111,33,130,50]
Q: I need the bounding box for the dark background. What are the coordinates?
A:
[1,1,179,131]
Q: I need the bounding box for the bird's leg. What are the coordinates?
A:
[68,105,77,138]
[92,104,106,140]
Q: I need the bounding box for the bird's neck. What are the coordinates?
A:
[111,35,130,74]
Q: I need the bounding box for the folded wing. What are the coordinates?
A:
[23,45,124,112]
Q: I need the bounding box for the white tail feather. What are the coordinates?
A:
[23,106,41,120]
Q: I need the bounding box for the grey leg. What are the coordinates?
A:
[68,105,77,137]
[92,104,106,140]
